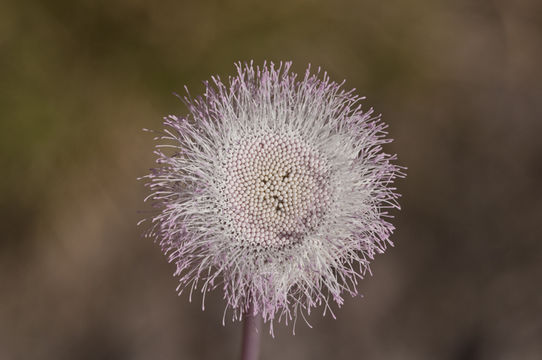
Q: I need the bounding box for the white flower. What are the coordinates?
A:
[143,61,403,335]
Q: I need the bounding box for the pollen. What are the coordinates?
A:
[225,133,331,250]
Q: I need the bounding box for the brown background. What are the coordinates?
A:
[1,0,541,359]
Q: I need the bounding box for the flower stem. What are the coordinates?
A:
[240,303,262,360]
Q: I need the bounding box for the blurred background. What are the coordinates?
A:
[1,0,541,359]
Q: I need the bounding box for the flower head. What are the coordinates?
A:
[143,61,403,334]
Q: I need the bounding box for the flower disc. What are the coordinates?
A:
[224,133,331,250]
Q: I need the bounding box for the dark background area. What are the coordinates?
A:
[1,0,541,359]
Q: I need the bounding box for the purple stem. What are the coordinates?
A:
[240,303,262,360]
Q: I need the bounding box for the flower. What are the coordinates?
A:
[143,61,403,334]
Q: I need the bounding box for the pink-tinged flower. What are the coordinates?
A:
[143,61,403,334]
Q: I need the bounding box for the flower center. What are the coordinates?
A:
[225,133,331,249]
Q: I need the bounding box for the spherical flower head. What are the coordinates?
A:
[143,61,403,334]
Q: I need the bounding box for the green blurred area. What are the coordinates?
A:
[1,0,541,359]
